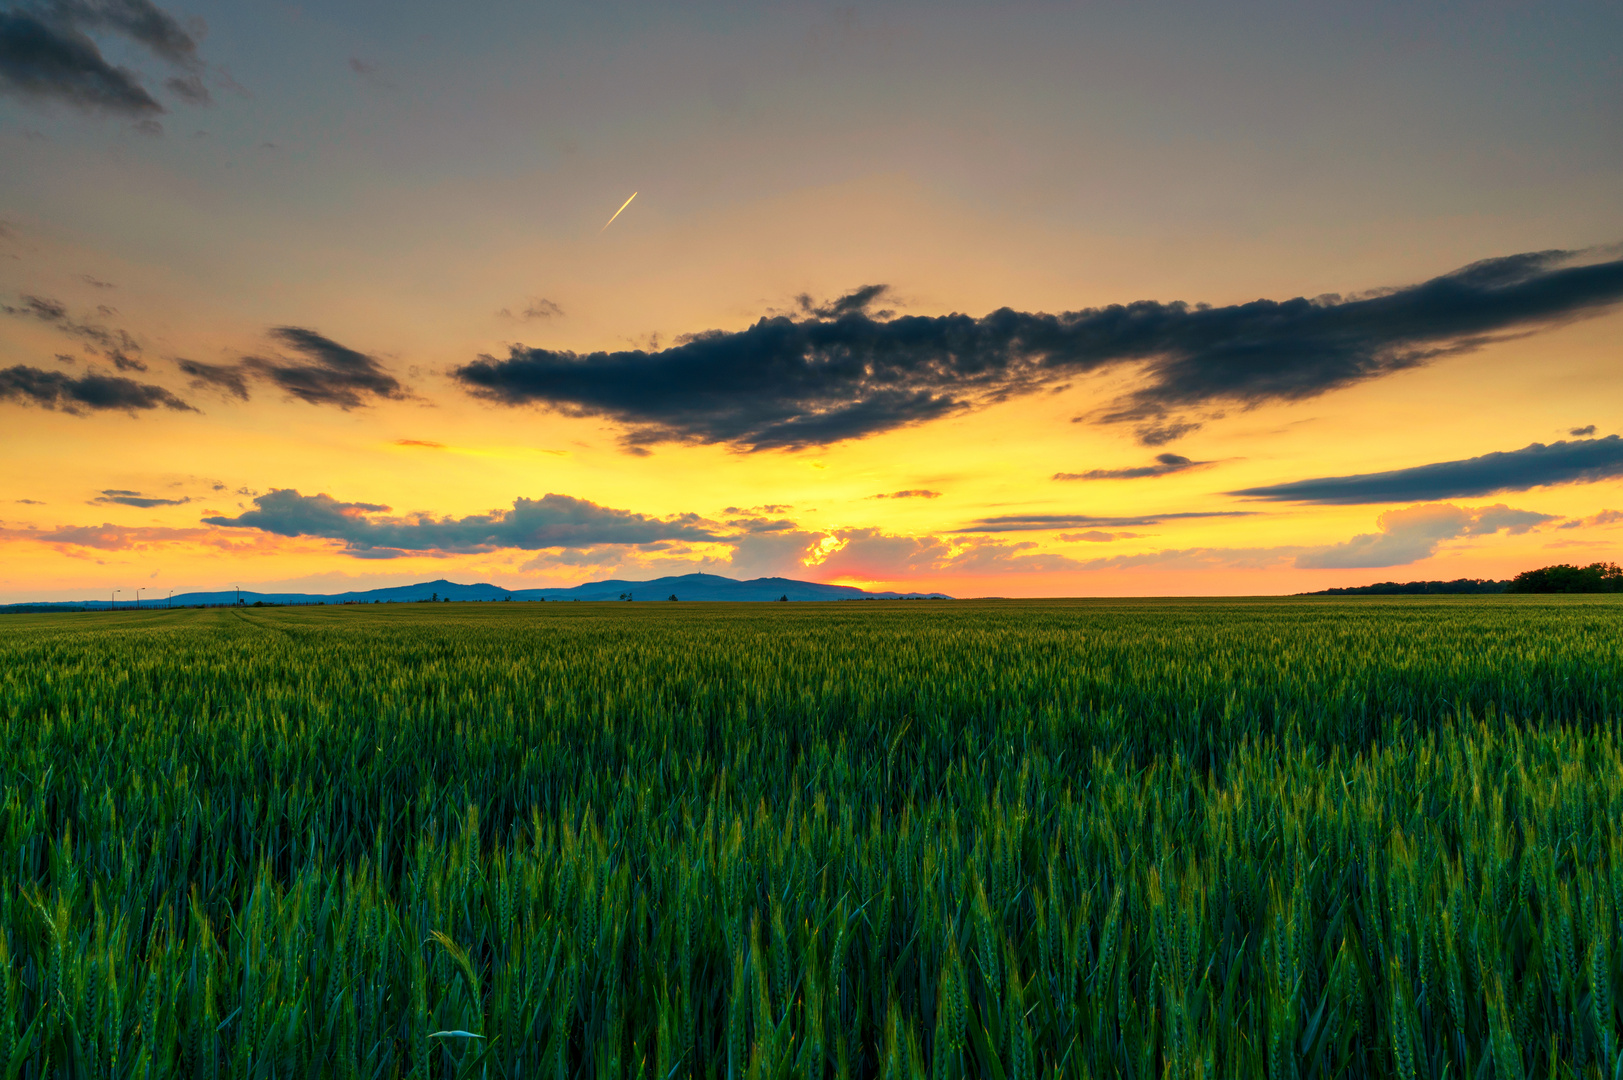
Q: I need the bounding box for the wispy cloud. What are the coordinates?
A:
[955,510,1252,533]
[91,489,190,508]
[1054,452,1210,481]
[1231,435,1623,504]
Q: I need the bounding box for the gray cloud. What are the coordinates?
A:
[163,72,207,104]
[1558,509,1623,530]
[1295,503,1555,569]
[497,297,563,321]
[92,489,189,508]
[869,489,941,499]
[956,510,1253,533]
[3,292,145,364]
[1232,435,1623,504]
[0,1,200,117]
[203,489,723,557]
[1060,530,1143,542]
[1054,452,1210,481]
[0,364,192,413]
[197,327,406,409]
[53,0,197,65]
[1570,424,1597,437]
[176,358,249,400]
[453,249,1623,451]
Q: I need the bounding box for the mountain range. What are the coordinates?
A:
[1,573,951,611]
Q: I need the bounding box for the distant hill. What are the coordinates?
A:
[2,573,951,611]
[1301,578,1510,596]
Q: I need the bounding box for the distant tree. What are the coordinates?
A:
[431,592,439,602]
[1506,562,1623,593]
[779,594,789,602]
[669,594,679,601]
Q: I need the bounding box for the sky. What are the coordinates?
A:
[2,0,1621,601]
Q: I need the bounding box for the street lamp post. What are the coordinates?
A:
[136,587,146,609]
[167,589,175,609]
[111,588,120,611]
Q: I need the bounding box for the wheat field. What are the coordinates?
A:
[2,597,1622,1078]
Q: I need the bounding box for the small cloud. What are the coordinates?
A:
[796,284,892,319]
[259,141,278,150]
[164,73,209,105]
[14,498,44,505]
[1054,452,1211,481]
[497,297,564,321]
[79,274,115,289]
[177,358,249,400]
[723,504,793,514]
[133,118,163,136]
[92,490,192,508]
[957,510,1252,533]
[1571,424,1598,437]
[111,353,146,372]
[869,489,941,499]
[54,353,76,364]
[1059,530,1142,542]
[1558,509,1623,530]
[394,439,444,449]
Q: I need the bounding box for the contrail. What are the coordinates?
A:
[600,191,638,232]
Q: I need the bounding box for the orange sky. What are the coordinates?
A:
[2,2,1621,601]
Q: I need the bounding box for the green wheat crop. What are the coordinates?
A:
[1,596,1621,1078]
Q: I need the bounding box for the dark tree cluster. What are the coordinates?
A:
[1506,561,1623,593]
[1306,578,1510,596]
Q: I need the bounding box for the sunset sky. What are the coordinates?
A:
[2,0,1621,601]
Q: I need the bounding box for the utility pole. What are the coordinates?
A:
[111,588,120,610]
[167,589,175,609]
[136,587,145,609]
[234,584,242,606]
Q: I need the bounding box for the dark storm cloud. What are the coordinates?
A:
[0,364,192,413]
[240,327,406,409]
[203,489,723,556]
[176,358,248,400]
[1571,424,1597,437]
[1231,436,1623,504]
[956,510,1254,533]
[454,249,1623,451]
[1054,452,1210,481]
[92,489,189,507]
[0,1,200,117]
